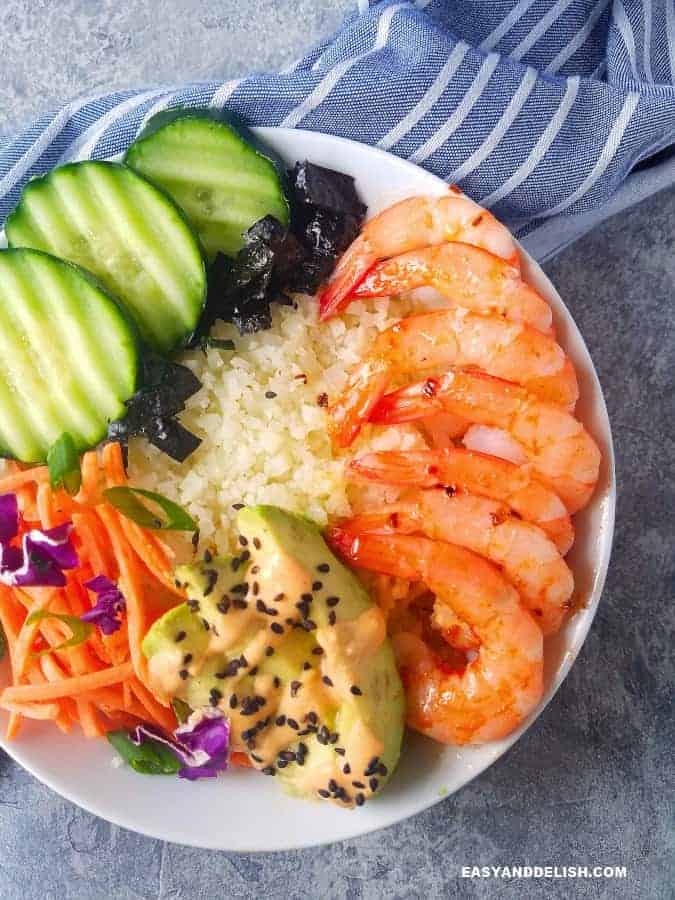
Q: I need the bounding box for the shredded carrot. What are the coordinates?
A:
[1,662,134,703]
[75,450,101,505]
[0,466,50,493]
[102,442,127,487]
[128,678,176,733]
[2,700,61,720]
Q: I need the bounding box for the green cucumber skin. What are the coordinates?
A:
[6,161,207,354]
[0,248,139,463]
[125,112,290,259]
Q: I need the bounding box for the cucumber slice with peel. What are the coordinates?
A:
[125,112,289,259]
[6,162,206,353]
[0,249,138,463]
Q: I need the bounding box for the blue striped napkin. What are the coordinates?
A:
[1,0,674,261]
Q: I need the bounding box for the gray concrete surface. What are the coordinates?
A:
[0,2,673,898]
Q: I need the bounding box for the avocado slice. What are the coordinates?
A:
[142,506,405,807]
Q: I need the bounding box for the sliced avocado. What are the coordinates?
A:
[142,506,405,807]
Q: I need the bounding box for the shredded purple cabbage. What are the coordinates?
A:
[130,709,230,780]
[81,575,126,635]
[0,494,78,588]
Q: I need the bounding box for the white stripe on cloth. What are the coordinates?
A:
[210,78,244,108]
[378,41,470,150]
[0,91,111,196]
[511,0,577,62]
[480,0,539,52]
[479,75,580,207]
[281,3,406,128]
[536,91,640,216]
[447,66,538,183]
[642,0,654,83]
[409,52,500,164]
[138,89,180,130]
[614,0,638,75]
[545,0,612,74]
[668,0,675,81]
[60,89,165,163]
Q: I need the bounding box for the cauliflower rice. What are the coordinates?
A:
[128,294,426,553]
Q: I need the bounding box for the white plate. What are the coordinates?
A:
[0,128,615,851]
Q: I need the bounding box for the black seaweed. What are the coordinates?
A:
[108,353,203,463]
[197,161,366,336]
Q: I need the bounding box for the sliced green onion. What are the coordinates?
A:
[25,609,93,656]
[107,730,181,775]
[47,433,82,496]
[103,486,197,531]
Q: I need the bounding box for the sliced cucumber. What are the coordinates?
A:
[6,162,206,354]
[125,112,289,259]
[0,249,139,463]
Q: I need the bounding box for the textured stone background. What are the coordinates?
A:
[0,2,673,898]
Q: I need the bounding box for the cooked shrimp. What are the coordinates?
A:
[348,447,574,554]
[327,529,544,744]
[350,243,553,335]
[319,190,520,319]
[337,487,574,634]
[370,370,601,513]
[330,309,579,447]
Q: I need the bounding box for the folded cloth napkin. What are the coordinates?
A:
[1,0,674,261]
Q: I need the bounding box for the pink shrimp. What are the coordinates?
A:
[330,309,579,448]
[337,487,574,634]
[327,529,544,745]
[370,370,601,513]
[348,448,574,554]
[319,190,519,319]
[350,243,553,335]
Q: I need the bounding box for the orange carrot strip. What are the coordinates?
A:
[0,700,61,720]
[36,482,56,529]
[72,510,116,576]
[0,662,134,703]
[0,467,49,493]
[95,506,149,687]
[76,699,104,738]
[75,451,101,505]
[128,678,176,732]
[119,519,182,594]
[102,442,127,487]
[12,587,59,680]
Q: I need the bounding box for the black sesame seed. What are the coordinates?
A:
[369,777,379,792]
[179,669,189,680]
[303,619,317,631]
[215,671,227,679]
[301,593,313,604]
[238,535,248,547]
[328,779,338,792]
[377,763,388,776]
[232,582,248,594]
[352,780,365,789]
[175,630,187,643]
[303,662,311,671]
[229,694,238,709]
[209,690,222,707]
[298,742,308,755]
[279,750,296,762]
[239,549,251,562]
[343,763,351,775]
[275,715,286,727]
[306,711,318,724]
[270,622,284,635]
[253,538,262,550]
[261,766,276,776]
[264,391,277,399]
[174,578,181,589]
[329,732,339,744]
[312,581,323,591]
[287,718,299,730]
[277,759,288,769]
[290,680,302,697]
[233,598,248,610]
[239,655,248,668]
[273,592,285,603]
[249,666,259,677]
[250,565,260,575]
[317,563,330,573]
[265,646,275,657]
[217,598,231,614]
[250,753,262,763]
[334,747,346,756]
[328,611,336,626]
[202,618,210,631]
[322,675,333,687]
[311,646,324,656]
[355,793,365,806]
[203,569,218,595]
[252,581,260,596]
[187,598,200,612]
[350,685,362,696]
[273,676,281,688]
[326,596,340,607]
[183,653,193,665]
[232,503,244,510]
[318,789,330,798]
[256,599,266,614]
